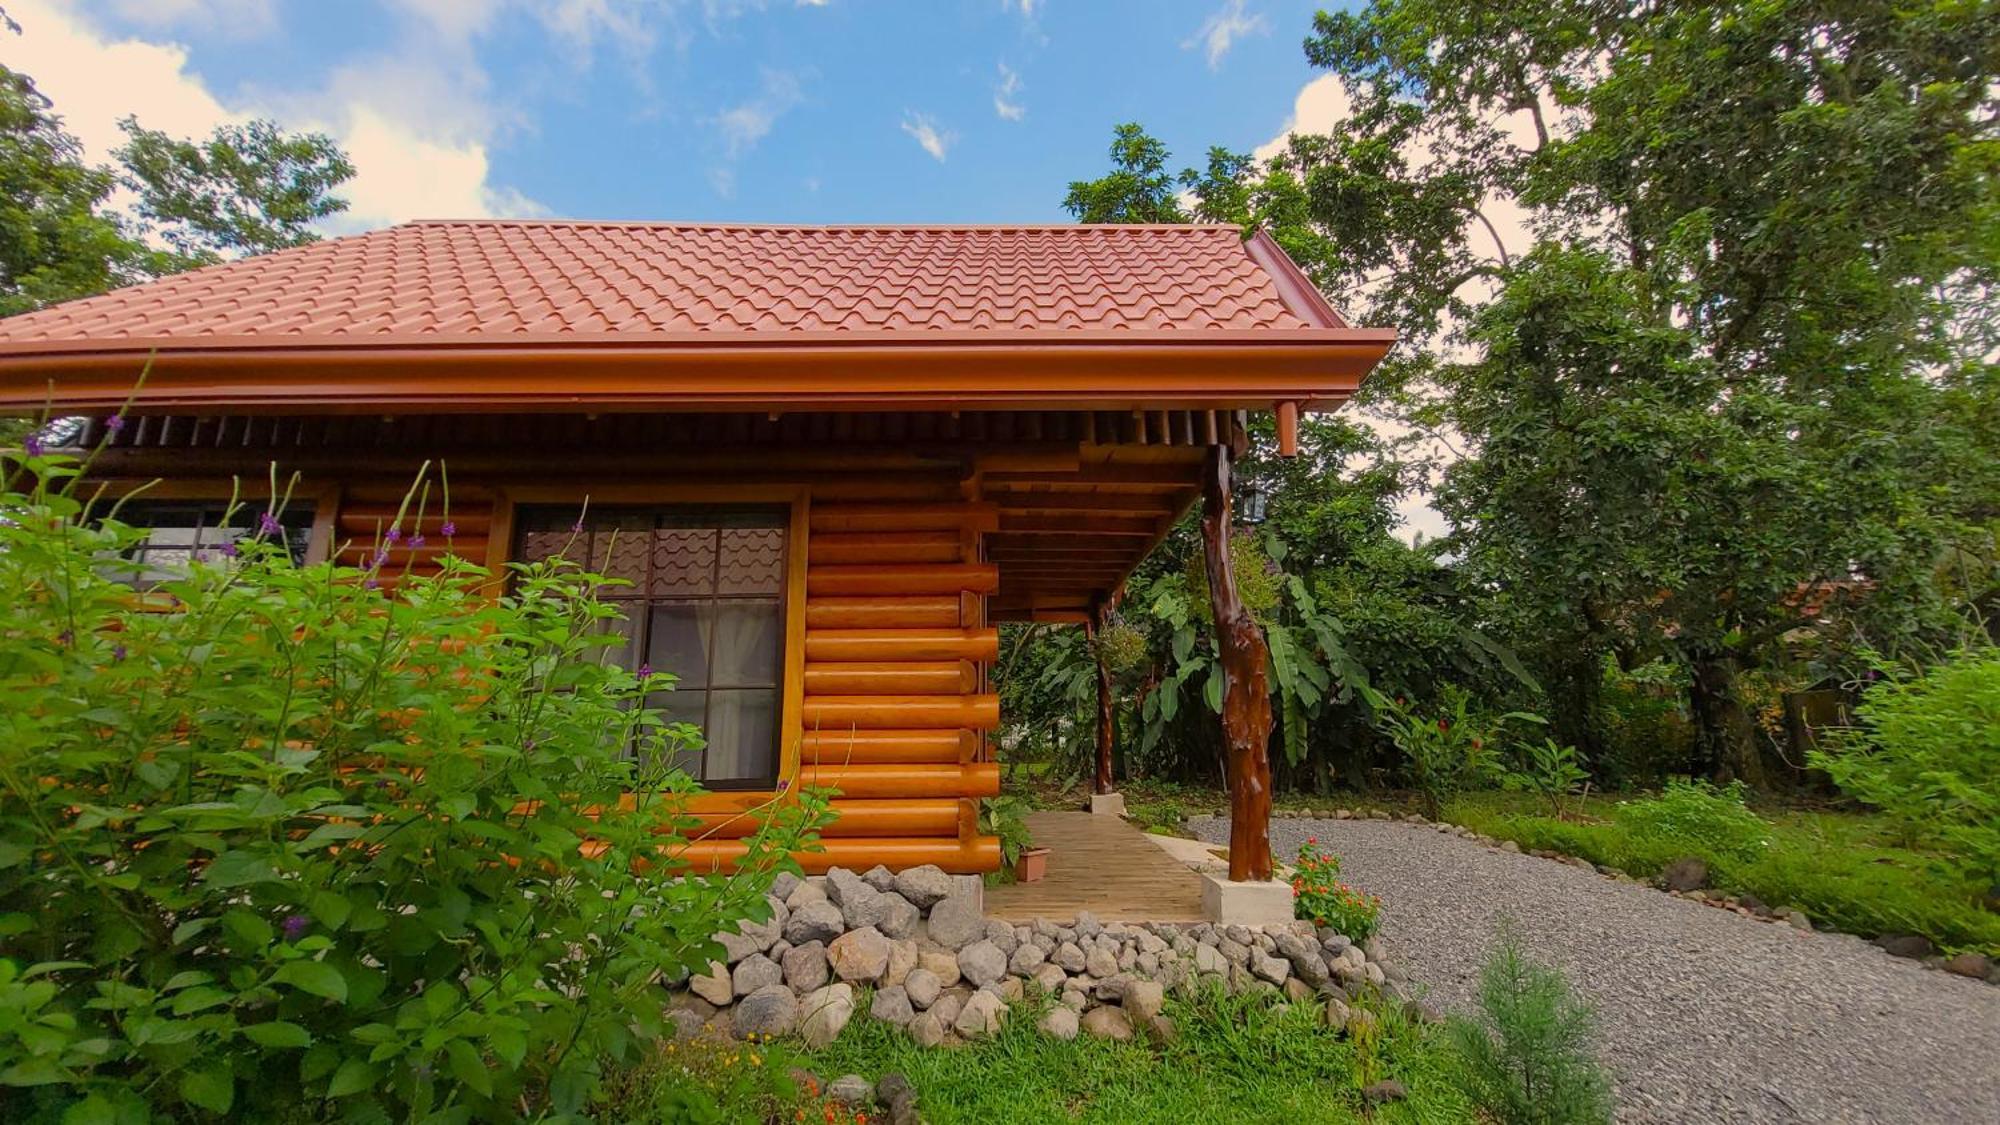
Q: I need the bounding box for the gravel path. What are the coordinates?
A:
[1189,814,2000,1124]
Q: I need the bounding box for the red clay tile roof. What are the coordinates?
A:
[0,220,1348,343]
[0,221,1395,413]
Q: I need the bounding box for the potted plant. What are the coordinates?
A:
[981,796,1045,881]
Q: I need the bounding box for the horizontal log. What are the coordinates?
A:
[679,798,958,838]
[809,530,963,565]
[809,502,997,534]
[806,563,999,597]
[668,834,1001,875]
[803,694,1000,731]
[804,661,976,696]
[337,510,494,537]
[334,542,486,567]
[804,628,999,663]
[801,728,970,765]
[799,762,1000,799]
[805,596,961,629]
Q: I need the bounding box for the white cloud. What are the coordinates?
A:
[4,0,547,229]
[796,0,831,6]
[714,68,805,158]
[100,0,278,39]
[1183,0,1267,70]
[993,62,1024,121]
[900,111,954,162]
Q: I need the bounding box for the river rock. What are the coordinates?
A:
[797,983,855,1048]
[827,926,891,984]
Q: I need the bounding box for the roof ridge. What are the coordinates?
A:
[398,218,1244,233]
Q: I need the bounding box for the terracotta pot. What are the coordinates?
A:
[1013,846,1051,883]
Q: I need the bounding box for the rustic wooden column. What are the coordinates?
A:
[1201,442,1275,882]
[1088,603,1115,796]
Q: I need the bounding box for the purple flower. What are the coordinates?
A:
[408,534,426,550]
[111,644,126,662]
[524,738,538,752]
[104,414,125,435]
[56,629,73,647]
[776,778,791,793]
[281,914,309,941]
[193,549,208,562]
[22,433,44,457]
[371,549,390,568]
[385,527,403,544]
[363,577,380,590]
[218,541,239,558]
[636,663,652,682]
[439,520,457,538]
[257,511,283,538]
[571,519,585,534]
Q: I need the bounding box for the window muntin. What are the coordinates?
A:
[113,501,315,587]
[515,506,788,789]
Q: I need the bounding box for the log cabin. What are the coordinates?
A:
[0,220,1393,879]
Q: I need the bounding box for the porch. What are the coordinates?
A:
[984,811,1209,922]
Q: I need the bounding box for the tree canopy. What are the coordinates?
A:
[1041,0,1999,792]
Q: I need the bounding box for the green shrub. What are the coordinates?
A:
[1614,778,1769,862]
[981,795,1034,868]
[1596,659,1694,787]
[0,456,824,1122]
[1366,687,1541,818]
[1447,927,1612,1125]
[1499,739,1591,819]
[1810,650,2000,887]
[1291,838,1382,942]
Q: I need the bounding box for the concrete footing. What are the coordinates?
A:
[1199,871,1295,926]
[1088,792,1127,816]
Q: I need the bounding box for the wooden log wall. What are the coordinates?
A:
[298,464,1004,875]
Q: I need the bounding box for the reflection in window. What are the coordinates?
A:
[515,506,788,789]
[113,502,315,587]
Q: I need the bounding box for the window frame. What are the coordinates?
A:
[93,480,341,572]
[491,485,809,798]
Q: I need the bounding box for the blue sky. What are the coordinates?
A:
[8,1,1350,228]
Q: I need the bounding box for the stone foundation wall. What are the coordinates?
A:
[668,863,1412,1047]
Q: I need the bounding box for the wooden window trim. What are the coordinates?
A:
[488,484,809,800]
[86,478,341,566]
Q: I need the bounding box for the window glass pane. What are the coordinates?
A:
[593,526,651,588]
[597,606,645,672]
[710,600,782,688]
[705,690,776,783]
[113,502,313,586]
[646,602,712,689]
[650,528,718,596]
[648,689,707,776]
[718,527,786,594]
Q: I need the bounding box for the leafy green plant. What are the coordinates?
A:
[1811,649,2000,887]
[1366,687,1541,818]
[1447,926,1613,1125]
[1500,739,1591,820]
[1614,778,1769,863]
[981,795,1035,869]
[0,453,825,1122]
[1291,838,1382,942]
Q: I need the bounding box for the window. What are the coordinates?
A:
[113,501,315,587]
[515,506,789,789]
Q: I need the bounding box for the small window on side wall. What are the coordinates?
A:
[111,501,315,588]
[514,505,788,790]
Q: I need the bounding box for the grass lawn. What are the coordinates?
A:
[1009,774,2000,955]
[604,989,1473,1124]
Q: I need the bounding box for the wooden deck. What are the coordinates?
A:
[984,811,1207,922]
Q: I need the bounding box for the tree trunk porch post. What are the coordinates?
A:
[1089,601,1115,796]
[1201,441,1275,883]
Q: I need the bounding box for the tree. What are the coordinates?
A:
[116,116,353,267]
[1062,123,1189,224]
[1302,0,2000,782]
[0,61,352,317]
[0,65,143,316]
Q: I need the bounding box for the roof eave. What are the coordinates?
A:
[0,329,1397,414]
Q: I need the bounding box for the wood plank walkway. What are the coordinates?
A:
[984,811,1207,922]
